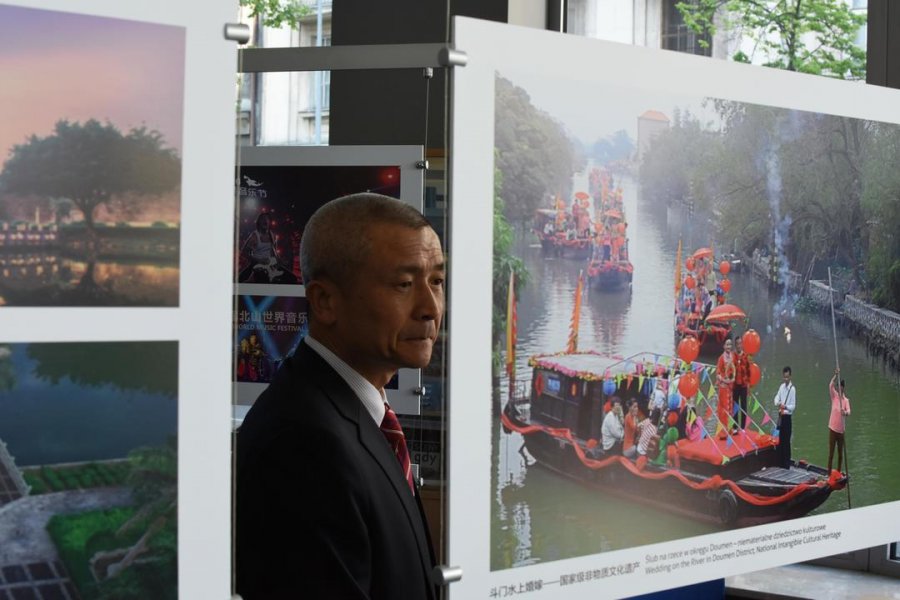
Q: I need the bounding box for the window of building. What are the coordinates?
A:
[661,0,711,56]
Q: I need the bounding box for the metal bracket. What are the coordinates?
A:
[432,565,463,586]
[415,161,429,171]
[223,23,251,45]
[238,43,468,73]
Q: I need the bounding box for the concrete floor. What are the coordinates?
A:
[726,564,900,600]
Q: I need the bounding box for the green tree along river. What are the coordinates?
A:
[491,170,900,570]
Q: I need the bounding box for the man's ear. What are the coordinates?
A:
[305,279,340,326]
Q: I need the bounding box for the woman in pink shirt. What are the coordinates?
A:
[827,369,851,473]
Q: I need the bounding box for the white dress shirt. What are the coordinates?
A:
[773,382,796,416]
[305,335,385,426]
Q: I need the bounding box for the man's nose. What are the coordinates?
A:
[415,281,442,321]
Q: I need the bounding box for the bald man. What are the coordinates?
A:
[236,193,444,599]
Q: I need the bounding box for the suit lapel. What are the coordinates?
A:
[290,342,435,581]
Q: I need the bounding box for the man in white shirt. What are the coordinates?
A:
[773,365,797,469]
[601,398,625,454]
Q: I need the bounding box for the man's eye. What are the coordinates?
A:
[432,278,445,287]
[397,281,413,289]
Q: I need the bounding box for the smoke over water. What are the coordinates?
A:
[764,141,797,328]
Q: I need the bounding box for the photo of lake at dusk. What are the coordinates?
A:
[0,4,185,307]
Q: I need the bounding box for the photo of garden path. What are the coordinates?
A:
[0,342,178,599]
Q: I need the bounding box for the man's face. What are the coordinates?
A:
[783,370,791,382]
[330,224,444,388]
[735,338,743,353]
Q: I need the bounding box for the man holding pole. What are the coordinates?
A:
[827,369,851,473]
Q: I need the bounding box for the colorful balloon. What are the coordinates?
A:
[685,275,696,290]
[667,411,679,427]
[742,329,761,355]
[677,336,700,363]
[668,392,681,411]
[685,257,696,271]
[678,372,700,398]
[719,260,731,275]
[749,362,762,387]
[720,278,731,293]
[603,378,617,395]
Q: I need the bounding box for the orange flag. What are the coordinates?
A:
[566,271,584,354]
[506,271,517,382]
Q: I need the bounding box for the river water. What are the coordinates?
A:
[491,169,900,570]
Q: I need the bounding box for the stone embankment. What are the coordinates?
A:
[746,253,900,368]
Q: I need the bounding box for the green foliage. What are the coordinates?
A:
[494,75,579,223]
[492,163,529,359]
[639,108,723,216]
[872,260,900,312]
[28,462,131,494]
[677,0,867,79]
[590,129,635,165]
[0,120,181,230]
[127,436,177,507]
[639,97,900,309]
[23,470,48,494]
[48,507,137,597]
[240,0,312,29]
[0,345,13,392]
[27,341,178,397]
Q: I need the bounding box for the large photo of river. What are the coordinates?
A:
[0,341,178,599]
[490,68,900,571]
[0,5,184,307]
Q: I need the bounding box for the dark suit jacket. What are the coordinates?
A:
[235,341,436,599]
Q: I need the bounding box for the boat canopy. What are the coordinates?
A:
[530,351,622,379]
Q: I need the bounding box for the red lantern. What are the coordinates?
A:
[685,275,696,290]
[678,372,700,398]
[720,278,731,293]
[719,260,731,275]
[677,336,700,363]
[742,329,761,355]
[749,362,762,387]
[685,257,696,271]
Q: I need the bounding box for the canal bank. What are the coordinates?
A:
[746,251,900,369]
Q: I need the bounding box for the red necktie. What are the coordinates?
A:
[380,403,415,494]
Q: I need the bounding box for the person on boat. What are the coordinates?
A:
[543,220,554,237]
[701,287,713,321]
[716,338,737,438]
[623,399,641,458]
[684,406,705,442]
[652,417,681,469]
[637,409,662,459]
[650,376,668,413]
[733,336,751,430]
[601,398,625,454]
[827,368,851,473]
[773,366,796,469]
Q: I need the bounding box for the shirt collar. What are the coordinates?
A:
[304,335,386,426]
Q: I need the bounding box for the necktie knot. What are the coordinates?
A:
[380,403,414,494]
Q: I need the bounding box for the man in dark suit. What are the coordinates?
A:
[235,193,444,599]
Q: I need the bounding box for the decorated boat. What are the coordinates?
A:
[587,171,633,290]
[532,196,593,260]
[674,244,742,355]
[502,351,846,526]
